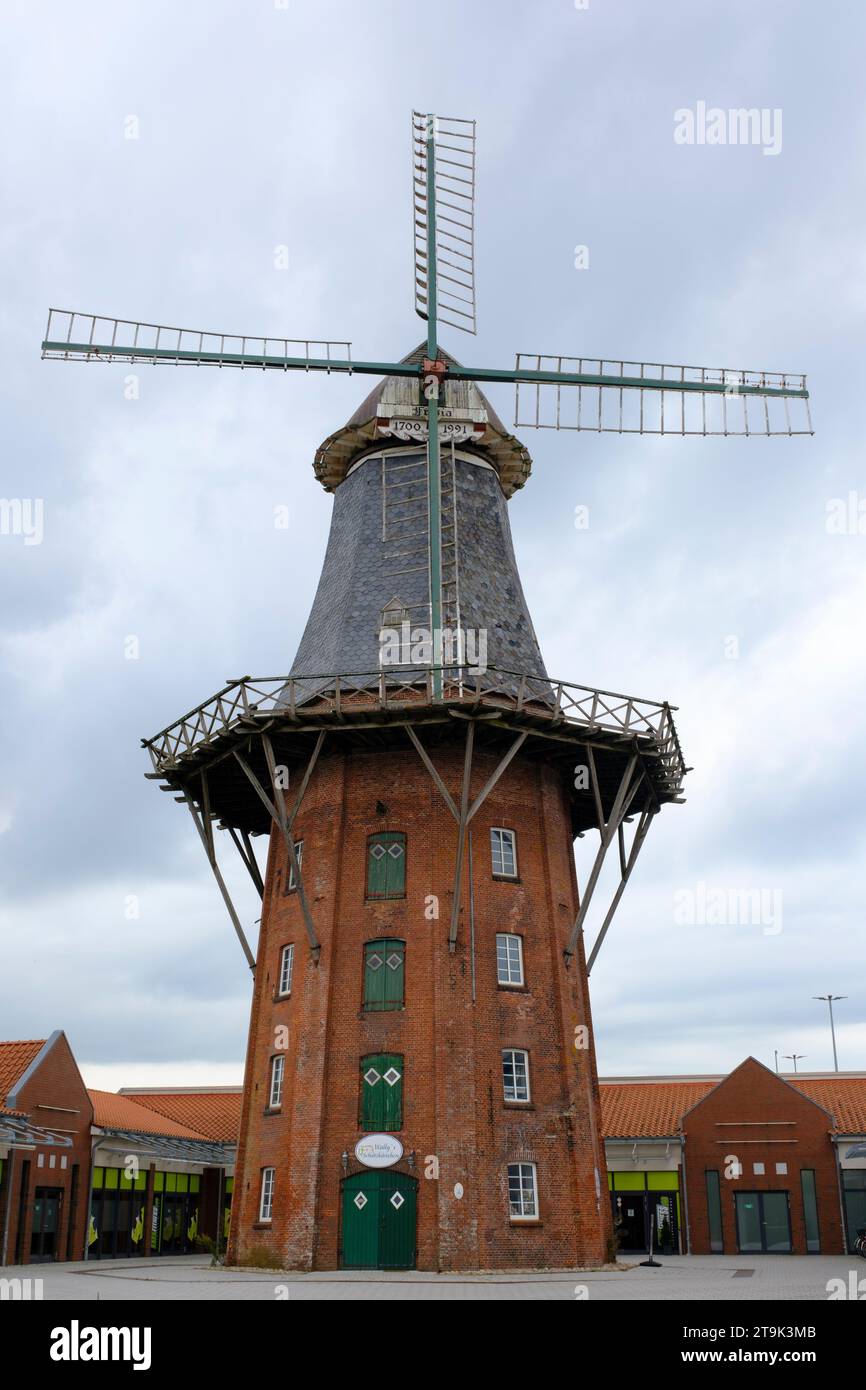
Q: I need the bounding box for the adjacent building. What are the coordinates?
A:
[601,1057,866,1256]
[0,1031,240,1266]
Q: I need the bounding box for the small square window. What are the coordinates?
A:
[753,1162,765,1176]
[491,828,517,878]
[775,1162,788,1176]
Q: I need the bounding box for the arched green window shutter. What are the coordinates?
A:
[366,832,406,899]
[361,1053,403,1131]
[364,940,405,1011]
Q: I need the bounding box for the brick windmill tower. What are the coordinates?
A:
[41,113,810,1270]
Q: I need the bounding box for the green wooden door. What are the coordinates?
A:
[341,1171,417,1270]
[377,1171,417,1270]
[341,1173,381,1269]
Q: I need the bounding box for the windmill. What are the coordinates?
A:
[40,113,813,1272]
[40,108,812,970]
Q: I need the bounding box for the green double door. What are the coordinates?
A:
[341,1171,417,1269]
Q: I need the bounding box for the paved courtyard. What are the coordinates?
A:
[3,1253,864,1300]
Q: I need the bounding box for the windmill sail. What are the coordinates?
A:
[41,309,353,372]
[413,112,477,336]
[513,353,812,436]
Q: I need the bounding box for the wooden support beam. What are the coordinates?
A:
[448,721,476,950]
[260,732,321,957]
[228,825,264,899]
[465,731,528,824]
[585,807,655,974]
[182,786,256,972]
[564,753,641,961]
[405,725,459,819]
[283,731,326,832]
[406,723,528,951]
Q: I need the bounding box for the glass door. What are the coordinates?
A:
[30,1188,63,1262]
[735,1191,792,1253]
[762,1192,792,1252]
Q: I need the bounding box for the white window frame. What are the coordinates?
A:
[259,1167,275,1222]
[496,933,524,987]
[507,1161,538,1221]
[287,840,304,891]
[278,943,295,997]
[491,827,517,879]
[502,1048,531,1103]
[269,1054,285,1109]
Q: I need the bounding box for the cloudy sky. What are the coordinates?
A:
[1,0,864,1089]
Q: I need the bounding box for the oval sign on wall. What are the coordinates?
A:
[354,1134,404,1169]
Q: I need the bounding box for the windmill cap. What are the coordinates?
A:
[313,342,533,497]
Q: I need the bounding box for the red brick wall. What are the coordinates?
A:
[4,1033,93,1264]
[228,740,611,1271]
[683,1057,843,1255]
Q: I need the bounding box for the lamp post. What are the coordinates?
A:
[783,1053,806,1074]
[813,995,846,1072]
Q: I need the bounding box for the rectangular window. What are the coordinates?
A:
[278,943,294,997]
[507,1162,538,1220]
[800,1169,820,1253]
[361,1053,403,1131]
[496,933,524,986]
[269,1055,285,1109]
[363,939,405,1011]
[502,1049,531,1103]
[705,1170,724,1253]
[491,827,517,878]
[259,1168,275,1222]
[366,832,406,900]
[286,841,304,892]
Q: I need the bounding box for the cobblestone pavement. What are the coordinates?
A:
[3,1253,864,1300]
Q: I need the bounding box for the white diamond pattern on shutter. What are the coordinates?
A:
[383,1067,402,1087]
[364,1068,382,1086]
[385,953,402,970]
[388,843,404,859]
[367,953,384,971]
[390,1191,405,1210]
[354,1192,368,1210]
[370,844,386,860]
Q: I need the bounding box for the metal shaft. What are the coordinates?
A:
[425,113,443,700]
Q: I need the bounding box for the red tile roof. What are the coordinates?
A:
[795,1078,866,1134]
[88,1089,211,1140]
[601,1081,714,1138]
[120,1091,242,1142]
[600,1075,866,1139]
[0,1039,46,1104]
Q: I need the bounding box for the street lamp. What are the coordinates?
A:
[813,995,846,1072]
[783,1053,806,1074]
